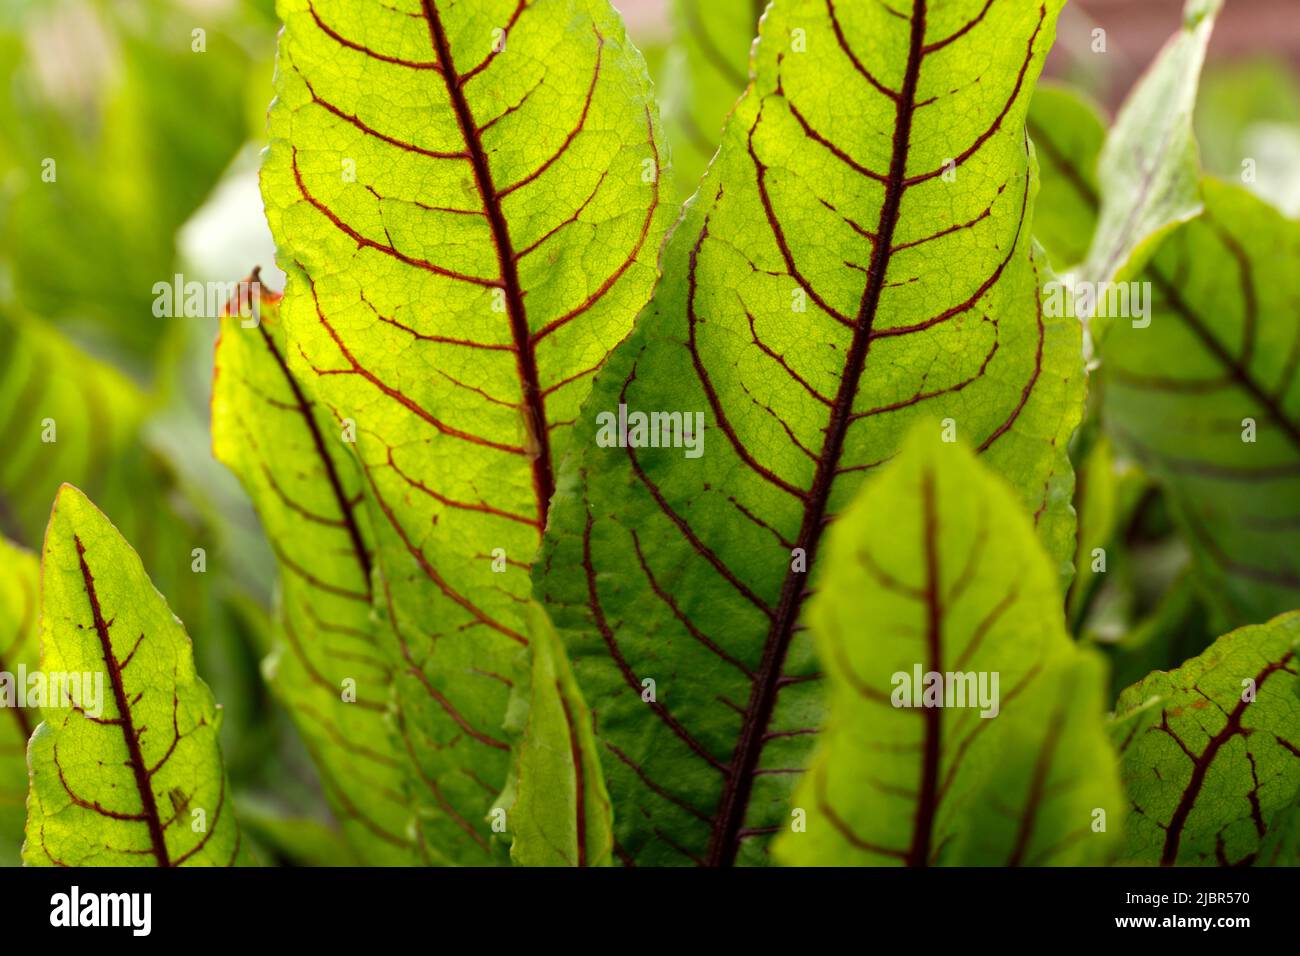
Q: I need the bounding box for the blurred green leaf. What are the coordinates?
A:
[0,0,257,359]
[0,536,39,866]
[1101,180,1300,631]
[1027,82,1104,271]
[1081,0,1221,287]
[659,0,764,202]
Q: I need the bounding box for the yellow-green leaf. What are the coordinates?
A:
[660,0,766,201]
[212,280,420,865]
[774,428,1122,866]
[261,0,671,861]
[23,485,250,867]
[0,536,38,866]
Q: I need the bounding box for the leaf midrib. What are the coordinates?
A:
[74,535,171,867]
[419,0,556,521]
[254,308,373,589]
[1161,650,1295,864]
[704,0,929,867]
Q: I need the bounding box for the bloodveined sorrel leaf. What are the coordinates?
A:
[1080,0,1222,287]
[261,0,670,861]
[1026,82,1104,271]
[536,0,1082,867]
[660,0,766,201]
[0,536,38,866]
[1112,611,1300,866]
[772,428,1122,866]
[212,279,420,865]
[1100,180,1300,630]
[23,485,251,866]
[507,602,613,866]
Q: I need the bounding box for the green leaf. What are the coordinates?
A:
[537,0,1082,866]
[773,429,1121,866]
[660,0,765,201]
[261,0,670,862]
[1113,611,1300,866]
[212,280,420,865]
[0,311,146,546]
[236,798,362,866]
[1026,82,1104,271]
[0,2,254,357]
[509,602,613,866]
[1100,179,1300,630]
[1257,787,1300,867]
[23,485,251,867]
[1066,432,1148,633]
[1196,59,1300,216]
[1081,0,1222,286]
[0,536,38,866]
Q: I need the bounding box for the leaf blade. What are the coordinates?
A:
[261,0,671,860]
[1081,0,1222,286]
[23,486,250,867]
[1101,180,1300,629]
[537,0,1080,866]
[773,429,1122,866]
[508,602,614,866]
[1113,611,1300,866]
[212,282,421,865]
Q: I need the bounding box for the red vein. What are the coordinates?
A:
[420,0,556,521]
[74,536,171,867]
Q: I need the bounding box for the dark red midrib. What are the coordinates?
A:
[704,2,927,867]
[908,469,942,866]
[256,321,373,587]
[1161,651,1294,865]
[419,1,556,522]
[75,536,171,867]
[1146,268,1300,453]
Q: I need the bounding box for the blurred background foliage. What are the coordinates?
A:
[0,0,1297,865]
